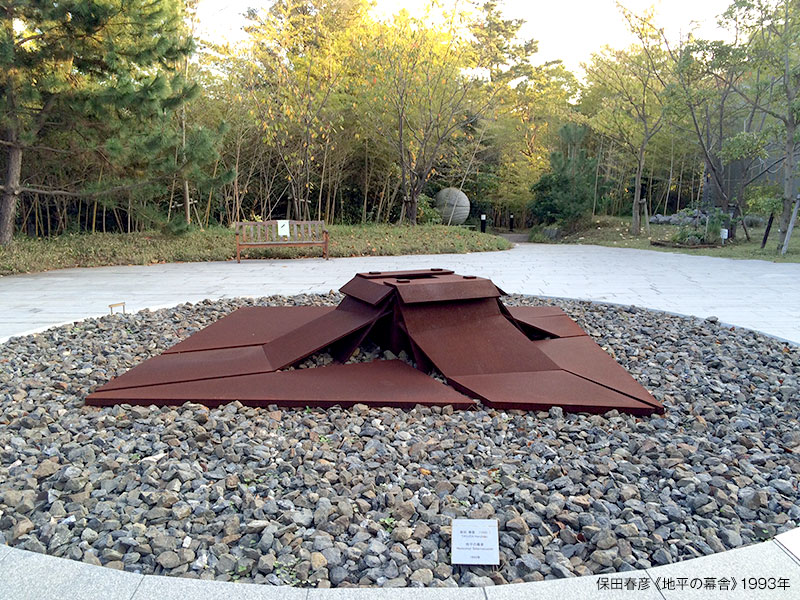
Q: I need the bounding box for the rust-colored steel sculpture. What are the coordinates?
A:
[87,269,662,415]
[88,360,474,409]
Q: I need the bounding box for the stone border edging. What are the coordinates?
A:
[2,536,800,599]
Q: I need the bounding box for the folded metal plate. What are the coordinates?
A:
[86,360,476,409]
[367,306,414,357]
[95,345,272,392]
[87,268,657,417]
[262,296,386,371]
[400,299,559,376]
[450,371,658,415]
[507,306,566,318]
[400,294,502,325]
[330,318,381,363]
[165,306,334,354]
[356,268,454,279]
[507,306,589,339]
[339,276,394,306]
[389,274,501,304]
[534,337,662,410]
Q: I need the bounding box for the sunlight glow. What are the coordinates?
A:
[195,0,732,72]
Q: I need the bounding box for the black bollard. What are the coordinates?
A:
[480,214,486,233]
[509,214,514,232]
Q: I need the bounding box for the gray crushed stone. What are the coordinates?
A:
[0,293,798,588]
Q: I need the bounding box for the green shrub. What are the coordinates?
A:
[528,152,595,231]
[670,208,727,245]
[745,184,782,215]
[417,194,443,225]
[528,125,601,231]
[527,227,554,243]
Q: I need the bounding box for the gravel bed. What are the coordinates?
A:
[0,293,798,588]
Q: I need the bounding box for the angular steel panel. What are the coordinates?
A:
[261,296,386,370]
[165,306,334,354]
[356,268,454,279]
[87,360,475,409]
[507,306,567,318]
[400,299,559,376]
[507,306,589,339]
[388,274,501,304]
[96,345,273,392]
[534,337,662,410]
[339,276,394,306]
[449,371,658,415]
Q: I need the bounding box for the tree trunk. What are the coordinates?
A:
[362,140,370,224]
[183,179,191,225]
[780,197,798,255]
[0,142,22,245]
[406,183,419,225]
[181,49,191,225]
[777,121,796,251]
[592,138,603,217]
[204,159,219,227]
[399,164,412,225]
[630,152,645,235]
[406,200,418,224]
[701,160,714,208]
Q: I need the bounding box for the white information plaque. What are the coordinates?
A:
[451,519,499,565]
[277,220,290,237]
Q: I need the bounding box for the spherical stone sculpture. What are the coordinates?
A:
[434,187,470,225]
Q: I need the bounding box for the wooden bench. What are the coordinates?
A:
[235,220,329,262]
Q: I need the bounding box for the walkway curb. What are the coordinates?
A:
[2,539,799,599]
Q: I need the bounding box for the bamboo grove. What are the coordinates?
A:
[2,0,799,250]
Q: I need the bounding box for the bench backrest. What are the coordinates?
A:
[235,220,327,243]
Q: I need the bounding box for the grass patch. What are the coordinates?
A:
[0,224,511,276]
[552,216,800,263]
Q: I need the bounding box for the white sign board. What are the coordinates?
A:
[451,519,499,565]
[277,220,290,238]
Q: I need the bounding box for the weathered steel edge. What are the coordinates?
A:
[2,538,800,599]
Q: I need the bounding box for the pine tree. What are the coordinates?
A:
[0,0,195,245]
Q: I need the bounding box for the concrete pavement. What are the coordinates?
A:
[1,244,799,344]
[1,538,799,599]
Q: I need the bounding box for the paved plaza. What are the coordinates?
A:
[2,243,799,344]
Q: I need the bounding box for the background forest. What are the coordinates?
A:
[2,0,799,252]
